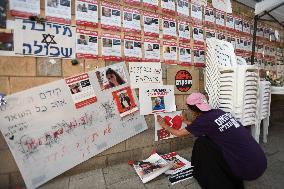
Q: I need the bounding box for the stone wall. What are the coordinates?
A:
[0,0,283,188]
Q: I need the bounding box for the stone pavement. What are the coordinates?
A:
[38,122,284,189]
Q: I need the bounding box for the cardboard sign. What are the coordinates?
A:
[167,65,199,94]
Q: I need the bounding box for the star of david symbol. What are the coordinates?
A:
[41,34,57,46]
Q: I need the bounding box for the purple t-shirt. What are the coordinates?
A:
[186,109,267,180]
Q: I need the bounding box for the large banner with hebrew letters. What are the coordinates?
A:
[0,62,147,189]
[14,19,75,58]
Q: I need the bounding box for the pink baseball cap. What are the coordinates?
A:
[186,92,212,111]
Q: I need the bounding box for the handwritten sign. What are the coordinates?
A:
[129,62,162,89]
[0,62,147,189]
[14,19,75,58]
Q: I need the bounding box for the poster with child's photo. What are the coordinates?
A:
[204,6,215,26]
[112,86,138,117]
[161,0,176,15]
[194,45,205,67]
[139,85,176,115]
[163,17,177,39]
[95,63,127,91]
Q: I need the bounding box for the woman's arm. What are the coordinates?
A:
[157,115,191,137]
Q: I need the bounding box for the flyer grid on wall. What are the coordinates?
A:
[9,0,40,18]
[75,0,99,28]
[123,8,141,34]
[101,2,121,31]
[144,38,161,62]
[124,35,142,62]
[163,41,178,64]
[101,33,122,61]
[45,0,72,24]
[76,29,98,59]
[143,12,160,38]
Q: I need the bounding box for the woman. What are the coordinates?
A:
[157,92,267,189]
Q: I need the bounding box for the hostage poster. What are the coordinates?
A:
[76,0,98,27]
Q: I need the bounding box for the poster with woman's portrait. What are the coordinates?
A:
[124,35,142,61]
[123,8,141,34]
[45,0,71,24]
[76,29,98,59]
[163,41,177,64]
[179,44,191,65]
[139,85,176,115]
[193,45,205,67]
[192,25,204,44]
[161,0,176,15]
[143,12,159,38]
[204,6,215,26]
[178,21,190,42]
[9,0,40,18]
[101,2,121,31]
[143,0,159,10]
[144,38,160,62]
[163,17,177,40]
[76,0,98,27]
[112,86,138,117]
[95,63,127,91]
[101,33,122,61]
[65,73,97,109]
[177,0,189,17]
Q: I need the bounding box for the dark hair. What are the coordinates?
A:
[187,104,203,114]
[106,68,125,87]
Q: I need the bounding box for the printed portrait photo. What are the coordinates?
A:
[77,35,88,45]
[133,14,140,20]
[89,36,97,43]
[88,4,97,11]
[77,3,88,12]
[69,83,81,94]
[60,0,70,7]
[163,21,169,28]
[151,96,165,112]
[146,44,153,51]
[118,90,131,110]
[124,12,132,21]
[125,40,134,49]
[112,9,120,16]
[47,0,59,7]
[103,38,112,47]
[102,7,111,17]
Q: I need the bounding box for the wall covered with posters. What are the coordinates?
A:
[0,0,283,188]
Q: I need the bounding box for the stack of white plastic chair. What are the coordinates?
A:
[257,81,271,143]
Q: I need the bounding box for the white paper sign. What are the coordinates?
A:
[76,0,98,27]
[123,8,141,33]
[179,44,191,65]
[163,17,177,39]
[212,0,232,13]
[0,62,147,189]
[226,14,234,30]
[76,29,98,59]
[124,36,142,61]
[143,12,159,37]
[45,0,71,24]
[177,0,189,17]
[101,33,122,61]
[139,85,176,115]
[193,25,204,42]
[129,62,162,89]
[205,6,215,24]
[101,2,121,30]
[144,38,160,62]
[178,21,190,42]
[14,19,75,58]
[215,10,225,26]
[163,41,177,63]
[10,0,40,18]
[191,3,203,21]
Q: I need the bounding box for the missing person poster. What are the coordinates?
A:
[154,111,186,141]
[178,20,190,43]
[0,0,6,28]
[205,28,216,39]
[215,10,225,27]
[139,85,176,115]
[101,33,122,61]
[123,8,141,34]
[191,3,203,23]
[143,12,159,38]
[234,16,243,32]
[179,44,192,66]
[217,31,226,41]
[129,62,162,89]
[144,38,160,62]
[226,14,234,31]
[143,0,159,9]
[124,35,142,62]
[243,20,250,34]
[161,0,176,15]
[45,0,71,24]
[65,73,97,109]
[95,63,127,91]
[101,2,121,31]
[177,0,189,17]
[163,17,177,40]
[192,25,204,44]
[163,41,177,64]
[204,6,215,26]
[76,0,98,27]
[76,29,98,59]
[194,45,205,67]
[9,0,40,18]
[112,86,139,117]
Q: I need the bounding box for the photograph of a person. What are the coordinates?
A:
[163,21,169,28]
[113,39,121,45]
[170,22,175,28]
[47,0,59,7]
[153,44,159,50]
[146,44,153,51]
[171,47,176,52]
[125,41,134,49]
[112,9,120,16]
[136,161,162,175]
[69,83,81,94]
[88,4,97,11]
[119,91,131,110]
[180,48,185,55]
[152,96,165,112]
[134,42,141,48]
[89,36,97,43]
[133,14,140,20]
[60,0,70,7]
[77,3,87,12]
[124,12,132,21]
[144,17,152,25]
[77,35,88,45]
[102,7,111,17]
[164,46,171,53]
[179,24,184,32]
[103,38,112,47]
[96,66,126,90]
